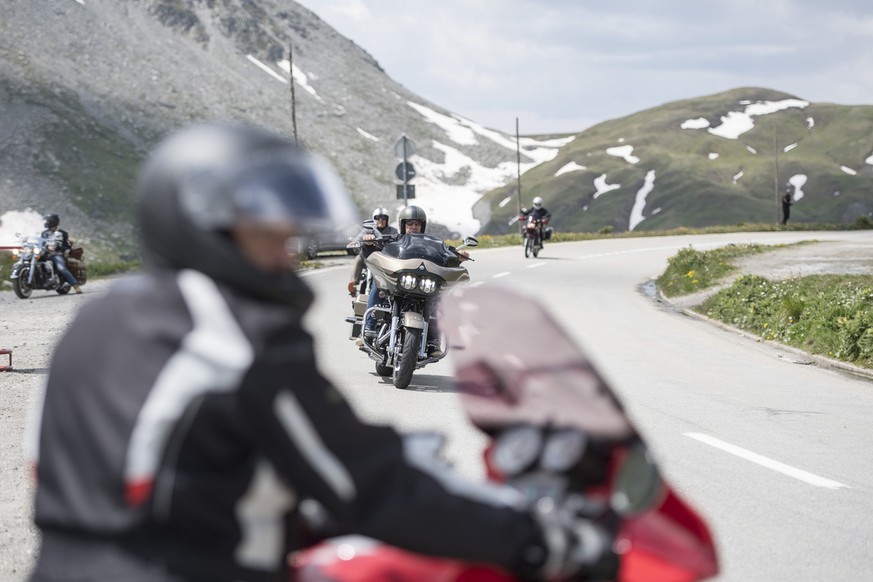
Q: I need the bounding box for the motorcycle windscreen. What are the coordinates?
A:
[440,286,633,440]
[380,233,457,267]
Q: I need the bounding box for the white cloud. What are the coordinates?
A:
[295,1,873,135]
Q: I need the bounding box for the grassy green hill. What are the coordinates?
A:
[479,88,873,235]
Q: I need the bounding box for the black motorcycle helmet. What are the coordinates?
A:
[44,214,60,229]
[398,205,427,234]
[135,122,358,308]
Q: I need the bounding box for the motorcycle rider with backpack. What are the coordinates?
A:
[27,122,615,582]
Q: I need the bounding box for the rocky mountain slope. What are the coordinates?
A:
[0,0,566,258]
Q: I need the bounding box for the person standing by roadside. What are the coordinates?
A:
[781,186,794,225]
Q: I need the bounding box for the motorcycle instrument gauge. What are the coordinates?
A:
[540,429,586,473]
[490,426,543,476]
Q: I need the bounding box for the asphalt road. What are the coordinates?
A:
[303,230,873,582]
[2,230,871,581]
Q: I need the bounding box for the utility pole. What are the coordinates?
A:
[289,41,298,144]
[773,115,780,224]
[516,117,522,214]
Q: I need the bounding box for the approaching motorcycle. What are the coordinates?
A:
[298,286,719,581]
[346,220,477,389]
[9,234,86,299]
[521,215,544,258]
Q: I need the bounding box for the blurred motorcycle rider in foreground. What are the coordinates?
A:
[26,122,615,582]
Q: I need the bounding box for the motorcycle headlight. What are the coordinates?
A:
[419,277,439,294]
[489,426,543,477]
[400,274,418,290]
[11,248,19,257]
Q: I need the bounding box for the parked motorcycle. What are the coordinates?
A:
[345,221,477,389]
[9,234,86,299]
[298,286,719,581]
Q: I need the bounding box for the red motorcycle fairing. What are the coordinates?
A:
[291,536,514,582]
[292,287,718,582]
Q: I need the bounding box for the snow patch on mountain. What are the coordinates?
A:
[606,145,639,164]
[629,170,656,231]
[682,99,809,139]
[788,174,807,201]
[555,161,587,176]
[593,174,621,199]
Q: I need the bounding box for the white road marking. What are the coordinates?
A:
[492,272,512,279]
[577,242,725,260]
[247,55,288,83]
[685,432,848,490]
[467,281,486,288]
[526,262,547,269]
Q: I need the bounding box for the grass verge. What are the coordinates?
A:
[696,274,873,369]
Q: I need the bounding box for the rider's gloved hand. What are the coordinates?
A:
[516,499,618,581]
[347,281,357,296]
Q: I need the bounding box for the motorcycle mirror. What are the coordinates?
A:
[463,236,479,248]
[362,219,376,229]
[610,442,664,517]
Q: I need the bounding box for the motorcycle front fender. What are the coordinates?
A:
[9,263,23,279]
[401,311,425,329]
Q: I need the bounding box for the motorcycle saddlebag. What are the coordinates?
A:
[67,258,87,284]
[543,226,554,240]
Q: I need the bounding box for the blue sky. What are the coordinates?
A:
[295,0,873,135]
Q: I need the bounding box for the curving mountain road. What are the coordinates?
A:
[303,230,873,582]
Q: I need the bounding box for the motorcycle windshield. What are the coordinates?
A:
[441,286,634,440]
[380,234,458,268]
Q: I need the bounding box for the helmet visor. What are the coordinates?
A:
[182,150,359,239]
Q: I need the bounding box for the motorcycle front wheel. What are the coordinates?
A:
[524,236,533,258]
[393,327,421,389]
[12,270,33,299]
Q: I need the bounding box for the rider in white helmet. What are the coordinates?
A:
[347,207,398,296]
[519,196,552,243]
